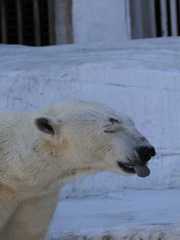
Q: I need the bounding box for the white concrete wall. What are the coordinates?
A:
[72,0,130,44]
[55,0,159,44]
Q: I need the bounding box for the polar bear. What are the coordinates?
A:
[0,101,156,240]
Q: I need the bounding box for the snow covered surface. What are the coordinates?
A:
[49,190,180,240]
[1,37,180,238]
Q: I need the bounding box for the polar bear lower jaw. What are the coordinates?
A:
[117,161,150,178]
[117,161,136,174]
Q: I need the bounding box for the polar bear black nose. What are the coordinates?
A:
[136,146,156,162]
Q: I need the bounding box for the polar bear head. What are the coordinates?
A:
[35,101,156,179]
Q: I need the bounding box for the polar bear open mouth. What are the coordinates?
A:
[117,161,150,178]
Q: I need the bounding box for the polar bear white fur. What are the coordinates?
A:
[0,101,155,240]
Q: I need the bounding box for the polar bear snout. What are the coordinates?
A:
[135,146,156,163]
[116,134,156,178]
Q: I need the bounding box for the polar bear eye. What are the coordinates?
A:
[109,118,120,124]
[104,118,121,133]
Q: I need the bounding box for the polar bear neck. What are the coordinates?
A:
[0,112,63,197]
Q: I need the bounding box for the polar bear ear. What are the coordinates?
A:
[34,117,57,135]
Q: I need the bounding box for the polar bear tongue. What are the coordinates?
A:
[134,165,150,178]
